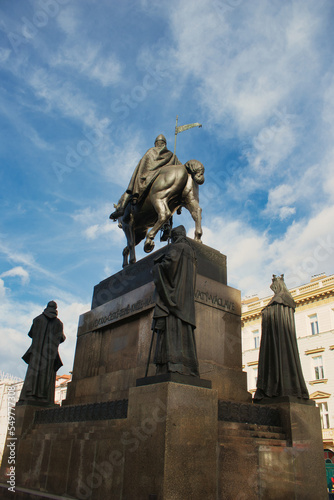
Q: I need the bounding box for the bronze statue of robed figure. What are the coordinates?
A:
[110,134,205,267]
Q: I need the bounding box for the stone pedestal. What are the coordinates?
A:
[0,240,328,499]
[275,401,327,499]
[64,239,250,406]
[122,382,218,500]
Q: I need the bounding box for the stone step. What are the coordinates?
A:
[218,421,287,443]
[219,437,289,447]
[219,421,284,433]
[220,430,287,441]
[219,427,286,440]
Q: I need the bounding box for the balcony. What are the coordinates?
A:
[322,428,334,444]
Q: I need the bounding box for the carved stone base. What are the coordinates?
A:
[136,372,212,388]
[64,241,250,405]
[0,242,326,498]
[0,389,327,499]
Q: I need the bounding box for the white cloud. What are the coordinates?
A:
[322,151,334,202]
[72,204,125,243]
[84,224,99,240]
[269,205,334,287]
[0,48,11,63]
[278,206,296,221]
[162,1,322,133]
[0,278,6,298]
[52,4,123,87]
[1,266,30,285]
[84,222,121,241]
[263,184,296,220]
[249,120,297,174]
[201,202,334,297]
[0,280,89,378]
[56,5,79,35]
[51,43,123,87]
[0,241,55,280]
[0,287,45,377]
[202,217,269,295]
[26,68,102,129]
[54,300,90,375]
[97,129,145,187]
[0,91,53,151]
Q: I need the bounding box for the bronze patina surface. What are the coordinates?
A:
[18,301,66,407]
[151,226,199,377]
[109,134,205,266]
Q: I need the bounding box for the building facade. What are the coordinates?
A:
[242,273,334,451]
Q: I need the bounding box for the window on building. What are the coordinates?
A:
[313,355,325,380]
[316,402,330,429]
[309,314,319,335]
[253,367,258,388]
[253,329,260,349]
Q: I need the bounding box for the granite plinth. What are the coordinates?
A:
[275,401,328,499]
[65,265,248,405]
[254,395,315,406]
[122,382,218,500]
[217,400,328,499]
[92,238,227,308]
[136,373,212,388]
[2,241,327,499]
[0,382,327,499]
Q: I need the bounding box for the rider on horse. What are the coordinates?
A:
[110,134,181,220]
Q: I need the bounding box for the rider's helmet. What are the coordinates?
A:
[154,134,167,146]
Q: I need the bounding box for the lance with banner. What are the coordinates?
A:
[173,115,202,154]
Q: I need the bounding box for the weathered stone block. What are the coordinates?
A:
[122,382,218,500]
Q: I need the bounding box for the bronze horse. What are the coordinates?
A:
[111,160,205,267]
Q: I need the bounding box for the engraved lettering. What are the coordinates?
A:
[195,289,235,312]
[91,295,154,331]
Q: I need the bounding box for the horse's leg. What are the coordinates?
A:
[144,198,172,253]
[183,182,202,241]
[128,212,136,264]
[122,246,129,268]
[122,212,136,266]
[192,202,202,241]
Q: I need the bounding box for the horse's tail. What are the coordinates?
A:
[184,160,205,185]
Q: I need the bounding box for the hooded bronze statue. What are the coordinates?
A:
[109,134,205,267]
[110,134,181,220]
[254,275,309,401]
[18,301,66,406]
[151,225,199,377]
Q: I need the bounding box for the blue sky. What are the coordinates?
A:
[1,0,334,379]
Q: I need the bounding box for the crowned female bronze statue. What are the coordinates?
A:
[254,275,309,401]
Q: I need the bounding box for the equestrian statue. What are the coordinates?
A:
[109,134,205,267]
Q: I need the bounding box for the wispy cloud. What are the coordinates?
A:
[0,266,30,285]
[51,43,123,87]
[26,68,102,128]
[72,204,125,243]
[202,202,334,296]
[0,241,53,280]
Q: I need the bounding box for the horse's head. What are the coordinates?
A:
[184,160,205,185]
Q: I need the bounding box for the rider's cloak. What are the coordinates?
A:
[126,144,180,201]
[152,227,199,377]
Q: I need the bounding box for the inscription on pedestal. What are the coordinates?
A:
[92,295,154,330]
[78,276,241,337]
[195,290,236,312]
[78,282,155,336]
